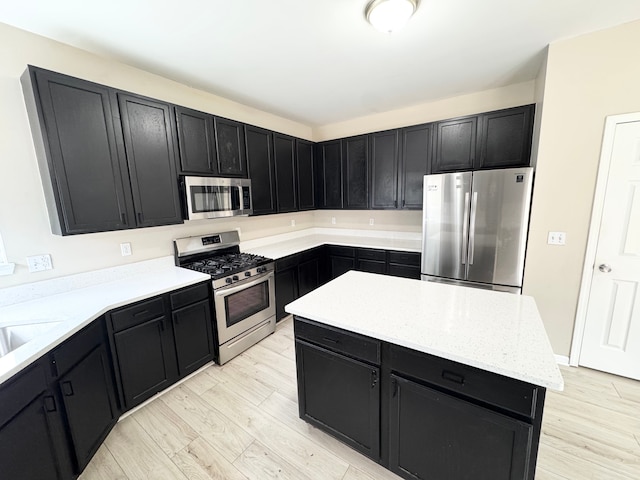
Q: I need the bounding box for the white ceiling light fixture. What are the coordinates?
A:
[365,0,419,33]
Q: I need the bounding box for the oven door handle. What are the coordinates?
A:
[214,271,274,297]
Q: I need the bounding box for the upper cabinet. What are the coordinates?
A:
[21,66,183,235]
[433,115,478,173]
[245,125,277,215]
[296,139,316,211]
[21,67,134,235]
[400,124,432,209]
[370,130,400,209]
[175,107,247,178]
[476,105,534,169]
[117,93,182,228]
[317,140,344,209]
[343,135,369,209]
[273,133,298,213]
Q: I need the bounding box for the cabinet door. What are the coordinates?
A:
[274,133,298,212]
[389,374,533,480]
[295,340,380,460]
[276,267,298,321]
[0,364,71,480]
[388,251,422,280]
[175,106,216,174]
[296,139,316,210]
[298,257,320,297]
[330,255,356,279]
[58,345,118,472]
[401,124,432,209]
[433,116,478,172]
[343,135,369,209]
[118,93,182,227]
[112,316,177,410]
[214,117,247,177]
[23,67,133,235]
[477,105,534,169]
[172,299,214,377]
[317,140,343,209]
[370,130,400,209]
[245,125,277,215]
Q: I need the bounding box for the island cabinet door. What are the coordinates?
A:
[295,339,380,460]
[388,374,533,480]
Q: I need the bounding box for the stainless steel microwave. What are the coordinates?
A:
[183,176,253,220]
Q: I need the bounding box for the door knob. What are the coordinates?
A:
[599,264,612,273]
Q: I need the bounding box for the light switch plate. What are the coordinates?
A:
[547,231,566,245]
[120,243,132,256]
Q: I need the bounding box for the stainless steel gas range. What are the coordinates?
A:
[174,231,275,364]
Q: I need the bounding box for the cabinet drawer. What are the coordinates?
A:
[110,297,165,333]
[357,248,386,261]
[170,282,209,310]
[276,254,299,272]
[388,251,421,266]
[327,245,355,257]
[51,319,106,377]
[390,345,539,419]
[294,317,380,365]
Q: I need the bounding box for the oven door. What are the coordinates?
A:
[213,271,275,344]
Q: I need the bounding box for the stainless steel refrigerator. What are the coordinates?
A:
[421,167,534,293]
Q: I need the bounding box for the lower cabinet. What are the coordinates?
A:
[276,265,299,321]
[389,375,533,480]
[0,362,73,480]
[295,339,380,459]
[108,281,213,411]
[293,317,545,480]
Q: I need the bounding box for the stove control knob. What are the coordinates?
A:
[225,278,232,284]
[232,275,239,281]
[244,271,251,277]
[257,266,266,274]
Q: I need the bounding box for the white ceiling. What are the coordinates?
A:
[2,0,640,126]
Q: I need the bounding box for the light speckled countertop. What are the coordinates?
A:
[241,228,422,260]
[286,270,564,391]
[0,257,209,384]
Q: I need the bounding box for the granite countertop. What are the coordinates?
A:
[0,257,209,384]
[285,270,564,391]
[241,227,422,260]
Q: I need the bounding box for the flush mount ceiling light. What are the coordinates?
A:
[365,0,419,33]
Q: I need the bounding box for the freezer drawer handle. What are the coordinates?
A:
[469,192,478,265]
[462,192,470,264]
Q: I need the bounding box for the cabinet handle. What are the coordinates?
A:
[50,359,58,378]
[134,309,149,317]
[44,395,57,412]
[160,317,167,331]
[391,378,398,398]
[371,370,378,389]
[442,370,465,385]
[137,212,143,223]
[401,199,405,208]
[62,381,74,397]
[322,336,339,344]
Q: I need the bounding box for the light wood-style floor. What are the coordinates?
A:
[79,317,640,480]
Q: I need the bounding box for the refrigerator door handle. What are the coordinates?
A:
[462,192,470,265]
[469,192,478,265]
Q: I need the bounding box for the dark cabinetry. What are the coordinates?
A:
[0,362,73,480]
[118,93,182,227]
[400,124,432,209]
[477,105,534,169]
[317,140,344,209]
[356,248,387,274]
[295,319,381,459]
[296,139,316,210]
[327,246,421,280]
[370,130,400,209]
[245,125,277,215]
[387,251,421,279]
[343,135,369,209]
[274,133,298,212]
[21,66,183,234]
[213,117,247,177]
[328,245,356,278]
[275,247,326,321]
[108,282,213,410]
[433,115,478,173]
[294,318,545,480]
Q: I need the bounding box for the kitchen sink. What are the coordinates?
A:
[0,320,63,358]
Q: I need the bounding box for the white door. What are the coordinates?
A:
[580,120,640,380]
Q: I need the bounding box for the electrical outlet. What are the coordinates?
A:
[27,254,53,272]
[331,217,336,225]
[291,219,296,227]
[369,218,375,226]
[120,243,132,256]
[547,232,566,245]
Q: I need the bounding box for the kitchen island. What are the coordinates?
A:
[285,271,563,480]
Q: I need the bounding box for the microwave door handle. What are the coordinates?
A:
[214,271,274,297]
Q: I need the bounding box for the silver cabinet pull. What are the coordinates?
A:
[599,264,612,273]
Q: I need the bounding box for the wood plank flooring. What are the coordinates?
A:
[80,317,640,480]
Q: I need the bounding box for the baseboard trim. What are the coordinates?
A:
[555,354,570,366]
